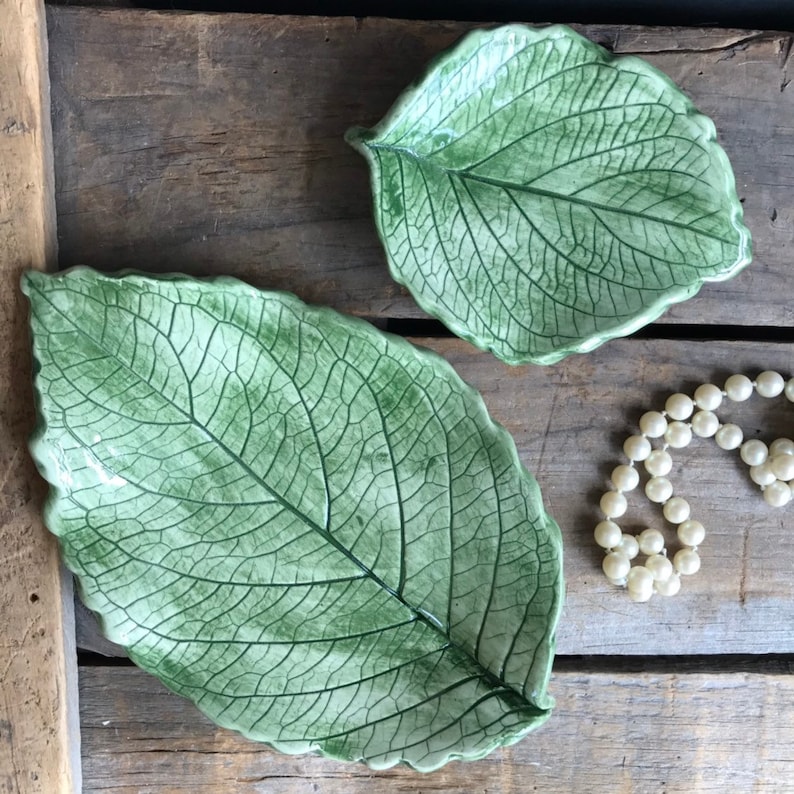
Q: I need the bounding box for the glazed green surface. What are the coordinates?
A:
[24,268,563,770]
[348,24,751,365]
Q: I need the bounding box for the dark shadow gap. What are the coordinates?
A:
[386,318,456,338]
[78,651,794,673]
[554,653,794,675]
[631,323,794,344]
[387,317,794,344]
[47,0,794,31]
[78,651,137,666]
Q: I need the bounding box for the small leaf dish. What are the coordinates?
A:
[347,24,752,365]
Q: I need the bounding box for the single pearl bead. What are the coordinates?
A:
[665,393,694,421]
[763,479,792,507]
[611,464,639,492]
[740,439,769,467]
[674,548,701,575]
[600,490,628,518]
[646,554,674,582]
[771,454,794,482]
[677,519,706,547]
[770,438,794,457]
[725,374,754,402]
[627,565,654,597]
[750,463,777,486]
[645,449,673,477]
[603,551,631,580]
[594,520,623,549]
[623,435,652,461]
[756,370,785,398]
[637,527,665,555]
[693,383,723,411]
[645,476,673,504]
[785,378,794,403]
[655,574,682,596]
[616,533,640,560]
[663,496,691,524]
[715,423,743,450]
[665,421,692,449]
[691,410,719,438]
[639,411,667,438]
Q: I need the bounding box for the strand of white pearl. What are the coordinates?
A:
[596,370,794,602]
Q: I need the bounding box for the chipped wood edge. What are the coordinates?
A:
[0,1,81,791]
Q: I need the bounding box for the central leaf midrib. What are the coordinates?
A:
[367,141,733,245]
[33,279,533,707]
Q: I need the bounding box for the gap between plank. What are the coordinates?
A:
[78,650,794,674]
[386,318,794,344]
[46,0,794,31]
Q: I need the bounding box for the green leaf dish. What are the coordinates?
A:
[347,24,751,365]
[23,268,564,771]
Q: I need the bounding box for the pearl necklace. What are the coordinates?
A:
[596,370,794,602]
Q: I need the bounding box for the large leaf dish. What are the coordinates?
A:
[347,24,751,365]
[23,268,564,770]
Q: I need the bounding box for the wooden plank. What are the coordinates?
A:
[74,336,794,658]
[47,8,793,324]
[78,664,794,793]
[434,336,794,655]
[0,1,81,792]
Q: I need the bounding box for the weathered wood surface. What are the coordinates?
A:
[48,8,794,324]
[79,664,794,793]
[0,1,81,792]
[42,5,794,789]
[75,335,794,658]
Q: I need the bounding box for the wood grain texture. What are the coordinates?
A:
[47,8,794,324]
[0,1,81,791]
[44,6,794,786]
[435,336,794,655]
[74,335,794,658]
[79,664,794,793]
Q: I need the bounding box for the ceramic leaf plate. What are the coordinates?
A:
[24,268,564,770]
[347,24,751,365]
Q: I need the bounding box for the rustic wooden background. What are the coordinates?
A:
[0,2,80,792]
[11,3,794,791]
